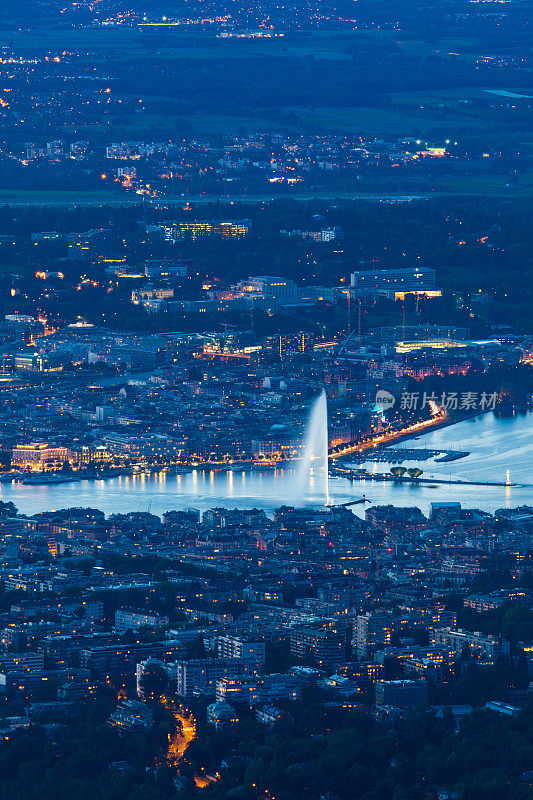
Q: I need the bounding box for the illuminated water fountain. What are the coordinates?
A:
[294,389,330,507]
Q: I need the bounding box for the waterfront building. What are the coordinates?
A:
[11,443,70,472]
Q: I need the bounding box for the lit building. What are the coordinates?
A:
[236,276,298,304]
[144,259,191,279]
[217,635,265,669]
[206,700,239,729]
[108,699,154,731]
[0,652,44,672]
[216,673,302,705]
[12,443,70,472]
[265,333,315,359]
[431,627,510,664]
[350,267,440,300]
[70,445,110,466]
[251,435,303,463]
[114,609,169,635]
[462,595,507,613]
[136,658,169,699]
[375,324,470,342]
[290,627,346,668]
[0,667,91,701]
[282,227,341,242]
[31,232,62,243]
[354,612,395,659]
[173,658,253,698]
[66,228,112,261]
[102,433,184,463]
[155,220,251,242]
[375,679,429,708]
[255,704,286,726]
[13,353,62,372]
[81,643,165,681]
[132,286,175,304]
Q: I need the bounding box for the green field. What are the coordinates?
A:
[0,188,129,205]
[289,105,474,134]
[0,26,348,59]
[0,26,145,50]
[0,26,481,63]
[441,172,533,196]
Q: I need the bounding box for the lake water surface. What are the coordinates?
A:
[1,412,532,518]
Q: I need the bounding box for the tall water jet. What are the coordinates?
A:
[294,389,330,507]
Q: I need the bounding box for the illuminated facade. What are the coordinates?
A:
[13,353,61,372]
[251,436,303,462]
[12,443,70,472]
[217,635,266,668]
[265,332,315,359]
[236,276,298,304]
[431,627,510,664]
[144,259,190,279]
[354,611,394,659]
[173,658,251,698]
[115,609,169,635]
[66,228,111,261]
[350,267,438,300]
[290,627,346,668]
[157,219,252,242]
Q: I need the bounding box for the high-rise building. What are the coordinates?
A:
[354,612,394,659]
[217,635,266,669]
[290,627,346,668]
[173,658,252,698]
[265,333,315,360]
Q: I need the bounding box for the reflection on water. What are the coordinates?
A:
[1,412,533,519]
